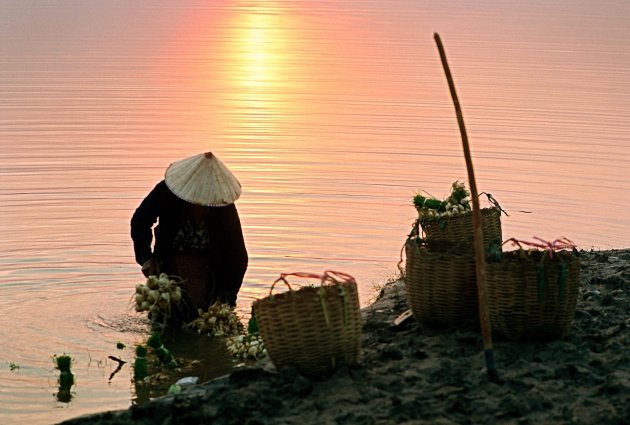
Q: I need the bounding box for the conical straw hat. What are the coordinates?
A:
[164,152,242,206]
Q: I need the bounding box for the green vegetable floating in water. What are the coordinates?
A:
[53,354,73,373]
[133,345,148,380]
[53,354,75,390]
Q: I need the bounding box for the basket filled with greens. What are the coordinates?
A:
[414,181,504,254]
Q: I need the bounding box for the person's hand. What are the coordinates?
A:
[141,258,159,277]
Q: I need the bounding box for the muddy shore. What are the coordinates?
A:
[60,249,629,425]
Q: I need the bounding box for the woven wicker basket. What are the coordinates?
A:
[486,250,580,341]
[421,207,502,254]
[404,241,478,327]
[252,271,361,377]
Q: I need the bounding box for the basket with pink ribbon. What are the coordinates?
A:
[252,271,362,377]
[485,237,580,340]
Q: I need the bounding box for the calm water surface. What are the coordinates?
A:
[1,1,629,423]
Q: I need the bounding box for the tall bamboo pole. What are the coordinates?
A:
[434,33,500,383]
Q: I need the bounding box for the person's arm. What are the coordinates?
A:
[130,182,165,269]
[215,204,248,305]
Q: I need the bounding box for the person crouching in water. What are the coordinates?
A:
[131,152,248,324]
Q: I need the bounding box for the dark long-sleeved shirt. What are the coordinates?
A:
[130,180,248,303]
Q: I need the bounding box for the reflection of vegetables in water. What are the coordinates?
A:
[133,273,184,320]
[133,345,148,380]
[413,181,471,219]
[186,303,244,337]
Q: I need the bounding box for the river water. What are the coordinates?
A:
[1,1,629,424]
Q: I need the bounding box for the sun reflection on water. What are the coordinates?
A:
[222,4,297,138]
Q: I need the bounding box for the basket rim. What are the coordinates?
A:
[252,279,357,307]
[419,205,500,224]
[404,238,480,259]
[486,249,578,264]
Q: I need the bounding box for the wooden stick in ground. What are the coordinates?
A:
[433,32,500,383]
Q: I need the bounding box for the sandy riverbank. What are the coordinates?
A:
[60,249,629,425]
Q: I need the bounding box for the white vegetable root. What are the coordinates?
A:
[225,334,267,360]
[186,303,244,337]
[132,273,185,321]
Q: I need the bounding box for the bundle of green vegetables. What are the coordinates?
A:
[413,181,471,220]
[146,332,178,369]
[133,273,184,319]
[186,302,244,337]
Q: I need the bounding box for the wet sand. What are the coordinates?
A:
[60,249,629,425]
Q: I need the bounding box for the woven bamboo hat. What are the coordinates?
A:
[164,152,242,206]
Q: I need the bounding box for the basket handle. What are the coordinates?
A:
[268,272,320,296]
[267,271,356,328]
[268,276,292,295]
[322,270,356,286]
[480,192,508,216]
[268,271,355,296]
